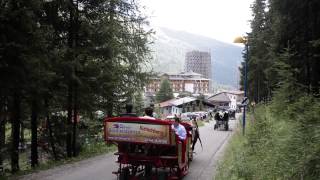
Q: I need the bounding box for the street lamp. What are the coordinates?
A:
[234,36,248,135]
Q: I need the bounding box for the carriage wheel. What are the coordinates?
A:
[178,165,188,179]
[144,164,152,177]
[158,171,168,180]
[119,167,130,180]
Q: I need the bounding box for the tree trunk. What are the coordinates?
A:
[72,84,78,157]
[20,122,25,151]
[72,0,79,156]
[66,0,76,158]
[306,59,311,94]
[66,84,73,158]
[107,99,113,118]
[45,99,58,160]
[0,96,5,168]
[11,93,21,173]
[0,119,4,170]
[31,99,38,167]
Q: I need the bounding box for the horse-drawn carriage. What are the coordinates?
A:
[104,116,194,180]
[213,111,229,131]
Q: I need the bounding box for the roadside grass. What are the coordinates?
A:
[197,120,205,127]
[3,142,116,179]
[215,95,320,180]
[214,114,248,180]
[215,105,295,179]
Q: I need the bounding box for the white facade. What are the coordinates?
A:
[222,91,244,110]
[226,94,237,110]
[185,83,194,93]
[208,91,244,110]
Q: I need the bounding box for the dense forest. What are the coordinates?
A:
[217,0,320,179]
[241,0,320,101]
[0,0,151,174]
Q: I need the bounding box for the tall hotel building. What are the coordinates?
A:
[185,50,212,80]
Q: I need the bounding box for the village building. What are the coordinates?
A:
[207,90,244,110]
[145,71,210,94]
[156,96,215,118]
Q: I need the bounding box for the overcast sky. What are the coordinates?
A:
[140,0,254,43]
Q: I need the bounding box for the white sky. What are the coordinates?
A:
[140,0,254,43]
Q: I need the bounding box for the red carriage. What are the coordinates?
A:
[104,116,194,180]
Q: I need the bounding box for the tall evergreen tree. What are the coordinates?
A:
[133,91,144,115]
[0,0,152,171]
[0,0,46,171]
[268,0,320,95]
[156,78,174,102]
[246,0,270,102]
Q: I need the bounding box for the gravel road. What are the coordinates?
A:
[17,119,237,180]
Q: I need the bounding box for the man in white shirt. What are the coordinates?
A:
[171,117,186,140]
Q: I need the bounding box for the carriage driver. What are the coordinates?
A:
[171,116,187,141]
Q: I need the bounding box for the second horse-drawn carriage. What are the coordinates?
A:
[214,111,229,131]
[104,116,194,180]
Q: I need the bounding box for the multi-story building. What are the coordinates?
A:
[145,71,210,94]
[185,50,212,79]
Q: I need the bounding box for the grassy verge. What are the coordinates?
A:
[197,120,205,127]
[214,116,250,180]
[215,95,320,179]
[215,105,296,179]
[2,142,116,179]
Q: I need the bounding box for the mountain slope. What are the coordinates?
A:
[150,27,243,87]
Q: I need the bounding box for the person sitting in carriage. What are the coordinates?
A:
[142,106,156,119]
[119,103,138,117]
[171,116,186,141]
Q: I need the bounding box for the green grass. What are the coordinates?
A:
[215,106,294,179]
[214,117,247,180]
[3,142,116,179]
[197,120,205,127]
[215,95,320,180]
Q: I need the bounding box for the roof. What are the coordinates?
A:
[157,96,197,107]
[157,98,178,108]
[186,77,210,81]
[202,100,216,107]
[220,90,244,95]
[171,97,197,106]
[168,77,185,80]
[208,92,231,102]
[179,71,202,76]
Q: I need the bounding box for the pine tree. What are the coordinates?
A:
[156,78,174,102]
[0,0,152,171]
[268,0,320,95]
[0,0,47,171]
[246,0,270,103]
[133,91,144,115]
